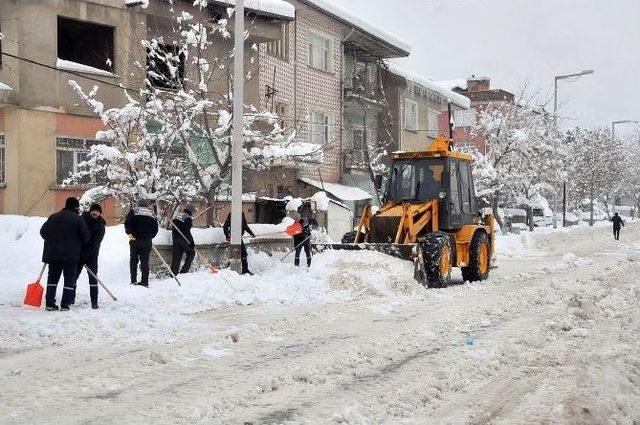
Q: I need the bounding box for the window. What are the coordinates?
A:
[146,43,186,90]
[454,109,476,127]
[0,134,5,184]
[427,109,439,135]
[459,161,473,213]
[55,137,103,185]
[352,128,364,150]
[309,111,329,144]
[449,161,461,214]
[388,159,444,202]
[404,99,418,131]
[58,17,114,71]
[266,23,289,60]
[274,102,287,130]
[308,32,332,72]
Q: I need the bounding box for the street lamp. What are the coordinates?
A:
[612,120,639,143]
[553,69,594,227]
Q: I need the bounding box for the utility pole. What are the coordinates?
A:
[230,0,245,273]
[553,69,593,227]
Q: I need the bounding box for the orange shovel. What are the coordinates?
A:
[24,264,47,308]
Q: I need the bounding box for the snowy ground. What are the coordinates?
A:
[1,217,639,424]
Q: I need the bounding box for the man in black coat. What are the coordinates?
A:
[171,203,196,275]
[76,203,106,309]
[294,206,317,268]
[611,212,625,240]
[223,211,255,275]
[40,197,90,311]
[125,199,159,287]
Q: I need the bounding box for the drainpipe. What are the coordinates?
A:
[339,28,355,182]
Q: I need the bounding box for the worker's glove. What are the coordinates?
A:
[128,234,136,241]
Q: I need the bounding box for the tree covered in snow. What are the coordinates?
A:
[620,128,640,213]
[565,126,624,225]
[467,91,566,228]
[66,1,321,221]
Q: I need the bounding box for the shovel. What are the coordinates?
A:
[24,264,46,308]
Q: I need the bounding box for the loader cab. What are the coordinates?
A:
[386,155,477,230]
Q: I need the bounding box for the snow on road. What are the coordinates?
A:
[1,217,639,424]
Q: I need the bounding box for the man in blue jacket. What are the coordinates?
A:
[125,199,158,287]
[40,197,90,311]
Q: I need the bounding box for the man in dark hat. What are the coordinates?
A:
[76,203,106,309]
[171,203,196,275]
[40,197,90,311]
[125,199,158,287]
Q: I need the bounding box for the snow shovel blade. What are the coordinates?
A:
[24,280,44,308]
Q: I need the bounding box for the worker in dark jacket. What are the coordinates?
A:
[75,203,106,309]
[611,212,625,240]
[171,203,196,275]
[294,206,317,268]
[125,199,159,287]
[40,197,90,311]
[223,211,255,275]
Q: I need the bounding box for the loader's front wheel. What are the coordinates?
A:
[341,230,366,244]
[420,231,452,288]
[461,231,491,282]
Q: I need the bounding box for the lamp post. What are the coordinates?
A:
[553,69,594,227]
[230,0,245,273]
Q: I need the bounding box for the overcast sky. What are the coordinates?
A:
[340,0,640,134]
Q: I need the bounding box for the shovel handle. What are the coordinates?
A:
[152,245,182,287]
[37,264,47,282]
[84,265,118,302]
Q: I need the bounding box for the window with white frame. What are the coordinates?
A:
[309,111,329,144]
[308,32,332,72]
[55,137,103,185]
[454,109,476,127]
[404,99,418,131]
[266,22,289,61]
[427,109,440,135]
[0,134,5,184]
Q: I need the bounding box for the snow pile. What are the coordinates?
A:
[494,231,536,259]
[214,0,295,19]
[0,81,13,91]
[311,191,330,211]
[299,178,372,201]
[57,58,115,77]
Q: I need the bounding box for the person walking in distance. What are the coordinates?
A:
[171,203,196,275]
[76,203,106,309]
[223,211,255,275]
[125,199,158,287]
[294,206,317,268]
[40,197,90,311]
[611,212,625,240]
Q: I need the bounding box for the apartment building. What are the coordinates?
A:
[0,0,290,222]
[255,0,410,203]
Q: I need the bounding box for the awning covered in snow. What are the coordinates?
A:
[298,178,372,202]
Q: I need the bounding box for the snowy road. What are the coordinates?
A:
[1,224,640,424]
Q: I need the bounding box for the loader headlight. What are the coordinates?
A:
[439,191,447,199]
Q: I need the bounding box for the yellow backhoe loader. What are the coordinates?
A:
[314,135,494,288]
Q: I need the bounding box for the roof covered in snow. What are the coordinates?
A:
[387,63,471,109]
[212,0,295,19]
[299,178,372,201]
[299,0,411,56]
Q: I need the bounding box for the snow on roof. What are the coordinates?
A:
[299,178,372,201]
[0,81,13,91]
[301,0,411,54]
[434,78,468,91]
[387,63,471,109]
[214,0,295,19]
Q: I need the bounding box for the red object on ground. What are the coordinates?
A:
[24,280,44,308]
[286,222,302,236]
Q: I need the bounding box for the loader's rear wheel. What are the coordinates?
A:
[461,231,491,282]
[341,230,366,244]
[420,231,452,288]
